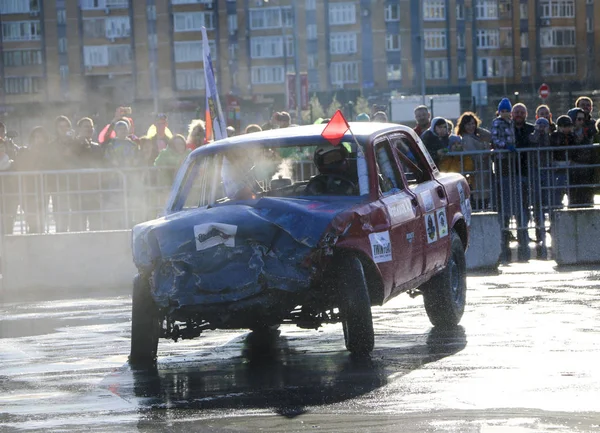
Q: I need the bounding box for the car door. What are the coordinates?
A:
[389,133,450,276]
[373,137,423,296]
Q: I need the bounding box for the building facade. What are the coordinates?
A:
[0,0,598,132]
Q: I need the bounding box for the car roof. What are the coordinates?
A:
[189,122,416,157]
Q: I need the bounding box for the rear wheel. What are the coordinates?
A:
[422,230,467,328]
[129,274,161,368]
[338,256,374,355]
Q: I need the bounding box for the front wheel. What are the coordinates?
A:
[422,229,467,328]
[338,256,374,355]
[129,274,161,368]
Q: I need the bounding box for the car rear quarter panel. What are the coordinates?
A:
[436,172,471,249]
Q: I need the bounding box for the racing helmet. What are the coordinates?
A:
[313,143,350,176]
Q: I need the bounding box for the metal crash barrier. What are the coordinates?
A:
[0,167,172,235]
[0,145,599,254]
[442,143,600,256]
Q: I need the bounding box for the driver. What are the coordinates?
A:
[306,143,357,195]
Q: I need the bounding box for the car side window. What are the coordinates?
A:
[391,136,429,186]
[374,139,404,195]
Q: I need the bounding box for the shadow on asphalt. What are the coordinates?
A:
[120,326,466,418]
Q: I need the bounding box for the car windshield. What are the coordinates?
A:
[171,138,368,211]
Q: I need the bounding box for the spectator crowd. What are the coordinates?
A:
[1,100,599,264]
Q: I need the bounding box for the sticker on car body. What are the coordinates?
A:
[425,212,438,243]
[369,231,392,263]
[421,190,434,212]
[436,208,448,238]
[194,223,238,251]
[386,197,415,220]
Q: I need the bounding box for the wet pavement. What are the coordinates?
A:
[1,260,599,432]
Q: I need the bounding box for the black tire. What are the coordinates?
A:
[129,274,161,368]
[422,229,467,328]
[338,256,374,355]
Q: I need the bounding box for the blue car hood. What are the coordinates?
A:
[132,197,358,309]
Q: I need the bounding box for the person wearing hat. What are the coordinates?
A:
[356,113,370,122]
[420,117,450,167]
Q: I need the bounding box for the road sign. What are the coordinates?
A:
[539,83,550,99]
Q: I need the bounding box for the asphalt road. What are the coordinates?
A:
[1,260,599,432]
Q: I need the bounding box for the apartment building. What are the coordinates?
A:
[0,0,598,130]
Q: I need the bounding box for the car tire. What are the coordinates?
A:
[422,229,467,328]
[129,274,160,368]
[338,256,374,355]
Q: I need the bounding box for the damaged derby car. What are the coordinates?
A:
[130,122,471,366]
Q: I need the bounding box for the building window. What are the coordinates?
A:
[456,4,464,19]
[307,24,317,39]
[174,41,216,62]
[540,1,575,18]
[2,49,43,67]
[84,46,109,66]
[385,34,401,51]
[307,53,318,69]
[172,0,213,4]
[540,27,575,47]
[228,42,238,59]
[60,65,69,79]
[423,0,445,21]
[175,69,205,90]
[251,36,294,58]
[477,57,513,78]
[475,1,498,19]
[331,61,359,84]
[587,17,593,33]
[519,3,528,19]
[520,32,529,48]
[425,59,448,79]
[1,20,41,41]
[58,37,68,53]
[0,0,40,13]
[498,0,511,17]
[328,2,356,25]
[83,19,105,38]
[84,17,130,39]
[228,14,238,35]
[541,56,576,75]
[385,4,400,22]
[330,32,357,54]
[147,5,156,20]
[57,9,67,25]
[174,12,215,32]
[108,44,132,65]
[387,64,401,81]
[521,60,531,77]
[457,33,465,49]
[3,76,41,94]
[80,0,129,9]
[249,7,292,30]
[458,61,467,79]
[476,29,499,49]
[105,16,131,38]
[500,28,512,48]
[306,0,316,10]
[424,30,446,50]
[251,66,285,84]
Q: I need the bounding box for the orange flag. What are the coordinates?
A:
[321,110,349,146]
